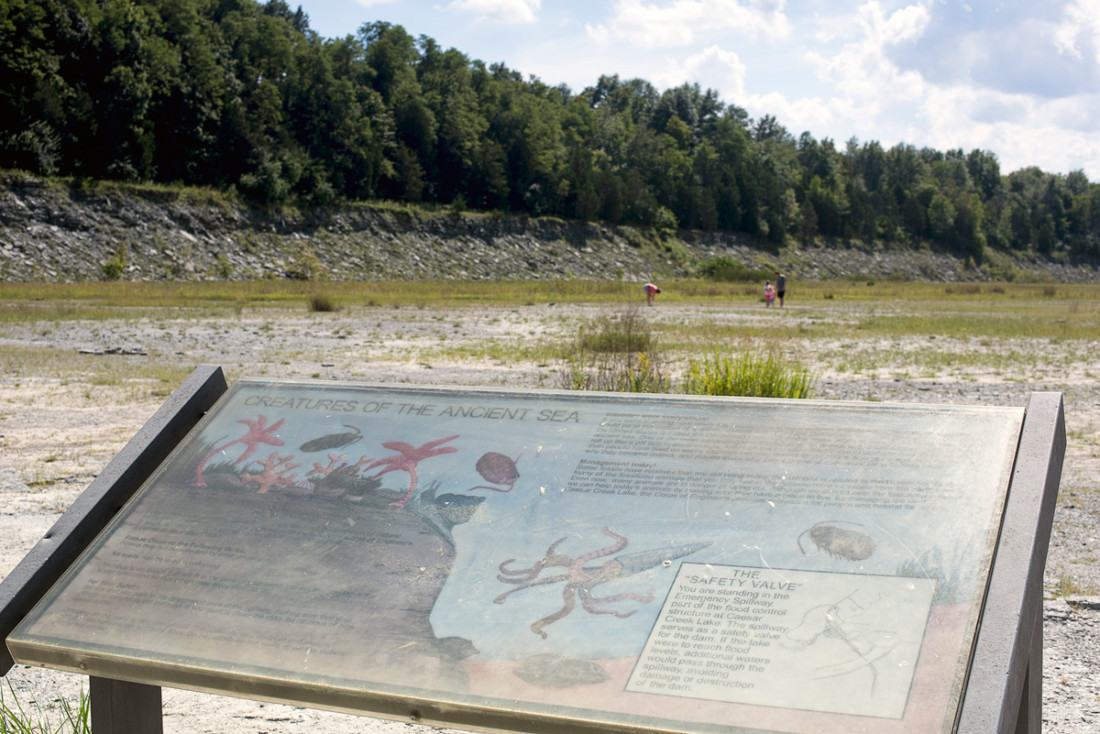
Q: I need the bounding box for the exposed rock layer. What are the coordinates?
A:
[2,174,1098,283]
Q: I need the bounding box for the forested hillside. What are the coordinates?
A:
[3,0,1099,265]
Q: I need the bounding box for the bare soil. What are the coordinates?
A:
[1,302,1098,732]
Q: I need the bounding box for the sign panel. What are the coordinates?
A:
[8,381,1024,734]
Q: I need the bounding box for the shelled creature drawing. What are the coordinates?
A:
[798,520,876,561]
[467,451,521,493]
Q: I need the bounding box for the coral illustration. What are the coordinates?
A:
[239,452,303,494]
[308,453,349,477]
[365,434,460,508]
[193,415,285,487]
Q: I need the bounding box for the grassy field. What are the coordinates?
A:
[2,278,1096,396]
[2,278,1098,328]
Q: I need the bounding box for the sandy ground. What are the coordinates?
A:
[1,301,1098,732]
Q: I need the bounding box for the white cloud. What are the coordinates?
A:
[447,0,541,24]
[806,2,930,112]
[745,91,838,133]
[657,45,748,98]
[1054,0,1100,65]
[912,83,1100,175]
[587,0,792,49]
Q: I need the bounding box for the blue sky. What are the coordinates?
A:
[295,0,1100,179]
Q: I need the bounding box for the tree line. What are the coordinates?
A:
[3,0,1099,263]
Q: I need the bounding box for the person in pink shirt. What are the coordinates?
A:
[643,282,660,306]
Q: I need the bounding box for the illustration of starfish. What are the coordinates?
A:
[193,415,285,487]
[239,452,302,494]
[366,434,460,507]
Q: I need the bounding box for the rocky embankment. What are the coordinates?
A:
[1,172,1098,283]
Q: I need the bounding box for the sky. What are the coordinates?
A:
[295,0,1100,180]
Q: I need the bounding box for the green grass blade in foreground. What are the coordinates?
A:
[0,679,89,734]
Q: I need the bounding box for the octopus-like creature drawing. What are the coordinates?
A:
[494,527,708,639]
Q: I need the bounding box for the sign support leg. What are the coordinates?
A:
[1014,608,1042,734]
[90,677,162,734]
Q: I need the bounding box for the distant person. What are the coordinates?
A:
[774,271,787,307]
[643,282,660,306]
[764,281,775,307]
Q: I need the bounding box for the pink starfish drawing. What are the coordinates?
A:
[193,415,286,487]
[366,435,460,507]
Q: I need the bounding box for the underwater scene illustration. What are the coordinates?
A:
[11,380,1026,734]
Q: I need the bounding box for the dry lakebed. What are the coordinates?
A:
[1,299,1098,733]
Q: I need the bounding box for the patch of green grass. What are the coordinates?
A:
[22,470,56,488]
[1,280,1099,324]
[1052,571,1099,598]
[682,349,816,399]
[0,680,89,734]
[0,346,193,398]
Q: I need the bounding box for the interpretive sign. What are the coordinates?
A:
[8,380,1027,734]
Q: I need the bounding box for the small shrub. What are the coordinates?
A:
[560,306,667,392]
[654,205,678,232]
[698,257,771,283]
[286,244,327,281]
[101,256,125,280]
[101,242,127,280]
[215,253,233,280]
[576,306,654,354]
[309,293,338,312]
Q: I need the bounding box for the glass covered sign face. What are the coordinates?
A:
[9,381,1025,734]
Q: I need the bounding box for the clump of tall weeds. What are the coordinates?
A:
[560,307,815,398]
[0,680,89,734]
[682,349,815,399]
[560,306,668,392]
